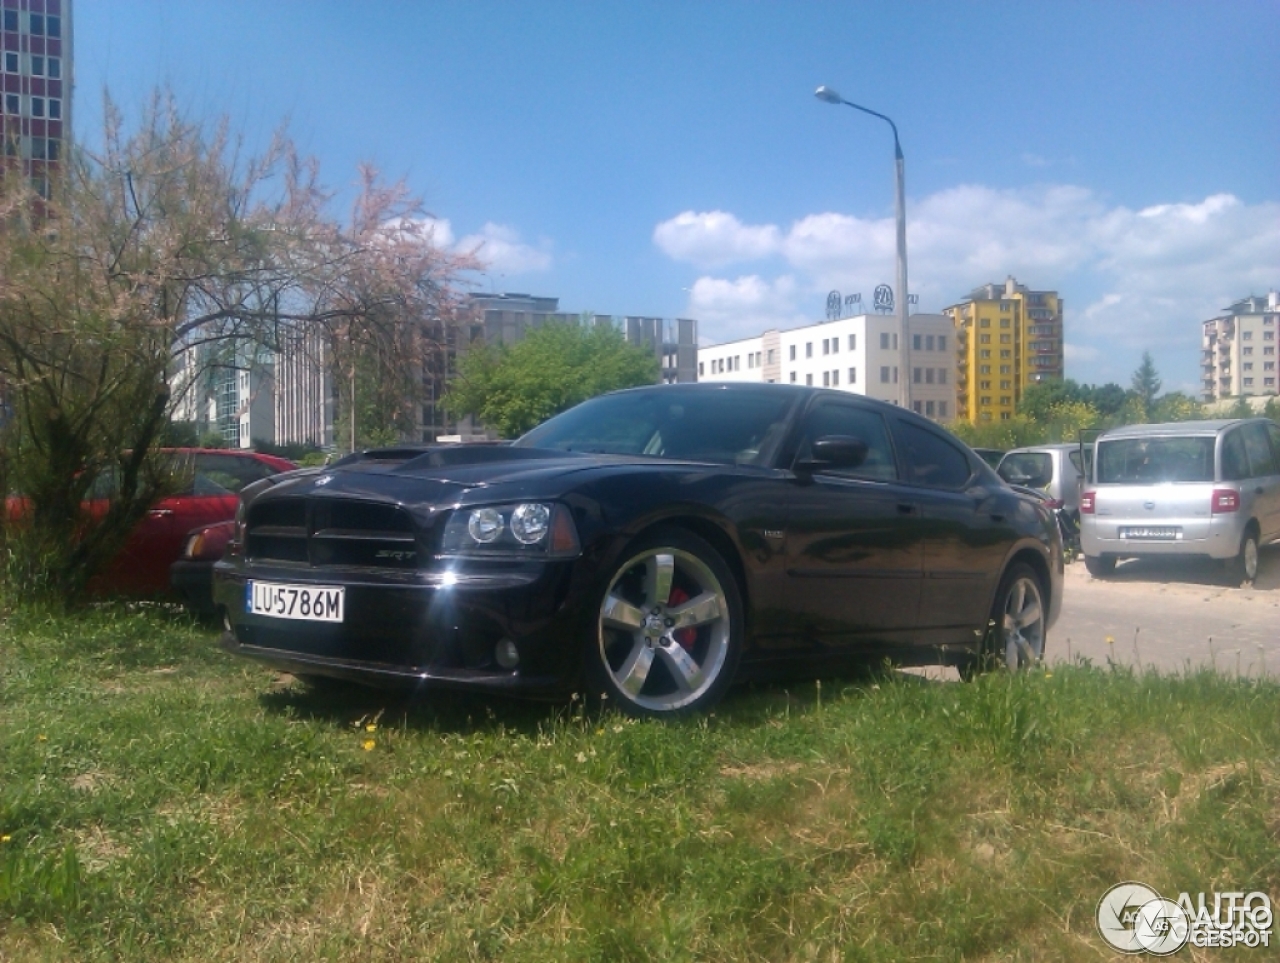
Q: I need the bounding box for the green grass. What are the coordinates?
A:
[1,607,1277,961]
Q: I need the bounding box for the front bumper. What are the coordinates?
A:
[213,559,592,696]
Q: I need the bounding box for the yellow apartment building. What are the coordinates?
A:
[945,276,1064,423]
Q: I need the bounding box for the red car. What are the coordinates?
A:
[84,449,297,597]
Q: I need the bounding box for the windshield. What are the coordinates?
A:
[515,388,800,466]
[1096,436,1215,484]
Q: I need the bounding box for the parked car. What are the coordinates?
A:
[88,449,297,597]
[996,442,1091,518]
[1079,418,1280,583]
[215,383,1062,717]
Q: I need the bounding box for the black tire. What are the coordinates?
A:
[962,562,1047,678]
[1226,526,1260,585]
[1084,554,1115,577]
[587,527,743,718]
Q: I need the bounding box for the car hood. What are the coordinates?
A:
[248,445,680,509]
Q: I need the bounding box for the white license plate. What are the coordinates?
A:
[1120,526,1180,540]
[247,581,344,622]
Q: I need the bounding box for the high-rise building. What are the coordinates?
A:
[1200,292,1280,401]
[945,277,1064,423]
[0,0,70,199]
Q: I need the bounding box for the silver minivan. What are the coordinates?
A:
[996,443,1090,517]
[1079,418,1280,583]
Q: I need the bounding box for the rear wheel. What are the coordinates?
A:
[1226,526,1260,585]
[1084,554,1115,578]
[588,528,743,718]
[962,562,1046,678]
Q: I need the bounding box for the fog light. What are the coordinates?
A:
[495,639,520,669]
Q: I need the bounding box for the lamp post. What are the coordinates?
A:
[815,85,910,408]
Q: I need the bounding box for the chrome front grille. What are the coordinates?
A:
[246,497,419,569]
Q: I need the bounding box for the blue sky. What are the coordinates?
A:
[79,1,1278,394]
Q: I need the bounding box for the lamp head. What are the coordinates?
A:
[814,85,843,105]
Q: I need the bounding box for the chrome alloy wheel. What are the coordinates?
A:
[597,544,734,714]
[998,571,1045,669]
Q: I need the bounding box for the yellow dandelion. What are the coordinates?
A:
[36,734,47,742]
[1105,636,1115,645]
[361,739,376,752]
[1,834,11,843]
[365,723,378,733]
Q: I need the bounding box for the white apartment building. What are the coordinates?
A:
[698,314,956,421]
[1201,292,1280,402]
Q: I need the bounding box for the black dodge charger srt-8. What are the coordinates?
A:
[215,383,1062,717]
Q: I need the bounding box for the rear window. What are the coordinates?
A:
[998,452,1052,488]
[1096,437,1215,484]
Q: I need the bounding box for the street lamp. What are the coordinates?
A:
[815,85,910,408]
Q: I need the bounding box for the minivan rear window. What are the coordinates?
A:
[1096,437,1215,484]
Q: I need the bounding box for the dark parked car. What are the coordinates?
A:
[215,384,1062,717]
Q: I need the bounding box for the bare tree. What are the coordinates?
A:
[0,90,476,602]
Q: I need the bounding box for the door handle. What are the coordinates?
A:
[897,503,917,515]
[147,509,174,518]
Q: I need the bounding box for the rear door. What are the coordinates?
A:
[895,418,1006,637]
[1093,434,1217,545]
[781,399,923,649]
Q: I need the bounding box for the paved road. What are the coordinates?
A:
[1049,544,1280,678]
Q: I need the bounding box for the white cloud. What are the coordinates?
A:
[410,216,455,247]
[458,222,553,275]
[657,187,1280,387]
[653,211,780,269]
[685,275,809,343]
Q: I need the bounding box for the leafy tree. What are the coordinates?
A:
[1130,351,1163,415]
[1017,379,1086,423]
[948,413,1043,450]
[444,319,659,438]
[1082,382,1129,418]
[0,89,474,603]
[1263,396,1280,423]
[1150,391,1204,423]
[1044,400,1100,443]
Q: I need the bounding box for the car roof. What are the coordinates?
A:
[1097,418,1264,441]
[1000,442,1084,455]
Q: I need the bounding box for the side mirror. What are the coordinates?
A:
[795,434,869,476]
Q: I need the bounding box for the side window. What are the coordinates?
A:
[1269,424,1280,476]
[194,454,276,494]
[1220,430,1249,481]
[799,404,897,481]
[897,421,973,489]
[1241,423,1278,478]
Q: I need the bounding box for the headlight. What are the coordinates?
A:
[442,502,580,558]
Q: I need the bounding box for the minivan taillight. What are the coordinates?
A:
[1212,489,1240,514]
[1080,491,1096,514]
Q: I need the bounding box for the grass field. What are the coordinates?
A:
[1,606,1277,961]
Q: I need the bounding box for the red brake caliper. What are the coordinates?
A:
[667,587,698,650]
